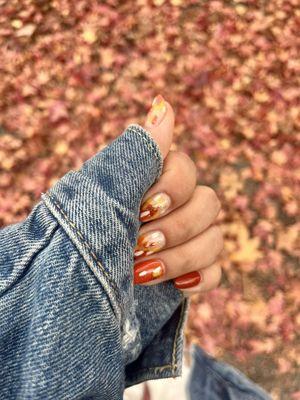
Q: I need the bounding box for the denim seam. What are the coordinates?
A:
[126,124,163,176]
[125,363,182,388]
[131,365,176,374]
[46,194,119,294]
[203,362,257,400]
[42,193,124,323]
[171,298,186,373]
[128,299,186,381]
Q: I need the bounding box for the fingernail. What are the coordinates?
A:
[134,259,165,285]
[174,271,202,290]
[139,192,171,222]
[134,230,166,258]
[145,94,167,127]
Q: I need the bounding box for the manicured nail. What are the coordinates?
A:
[134,259,165,285]
[174,271,202,290]
[134,230,166,258]
[145,94,167,127]
[139,192,171,222]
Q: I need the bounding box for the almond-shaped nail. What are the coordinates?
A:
[134,230,166,258]
[139,192,171,222]
[134,259,165,285]
[174,271,202,290]
[145,94,167,128]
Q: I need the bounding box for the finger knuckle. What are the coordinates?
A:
[177,245,195,272]
[175,216,193,241]
[202,186,221,215]
[174,151,197,182]
[174,150,192,165]
[194,185,204,198]
[173,216,184,234]
[211,226,224,256]
[213,264,223,288]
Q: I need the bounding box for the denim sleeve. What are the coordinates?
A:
[0,124,188,399]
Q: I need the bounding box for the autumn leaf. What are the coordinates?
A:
[81,28,97,44]
[225,222,263,264]
[219,168,243,200]
[277,224,300,255]
[248,338,276,354]
[16,24,36,38]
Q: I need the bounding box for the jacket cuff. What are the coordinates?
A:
[125,295,189,386]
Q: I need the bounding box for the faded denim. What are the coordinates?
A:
[187,345,272,400]
[0,124,188,399]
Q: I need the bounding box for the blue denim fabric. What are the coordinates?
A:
[187,345,272,400]
[0,124,188,399]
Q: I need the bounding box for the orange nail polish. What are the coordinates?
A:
[134,259,165,285]
[145,95,167,127]
[134,249,145,258]
[134,230,166,258]
[174,271,202,290]
[139,192,171,222]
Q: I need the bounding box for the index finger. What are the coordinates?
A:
[139,151,197,222]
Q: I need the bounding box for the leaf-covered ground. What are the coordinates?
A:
[0,1,299,398]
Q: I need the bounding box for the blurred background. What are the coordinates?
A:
[0,1,299,398]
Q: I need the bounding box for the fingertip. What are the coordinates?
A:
[144,96,175,160]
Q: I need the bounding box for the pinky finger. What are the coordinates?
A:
[173,263,222,295]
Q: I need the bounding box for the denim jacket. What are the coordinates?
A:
[0,124,188,399]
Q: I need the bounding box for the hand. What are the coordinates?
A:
[134,95,223,295]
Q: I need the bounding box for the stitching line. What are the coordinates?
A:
[126,364,178,386]
[127,124,163,167]
[46,193,120,296]
[171,299,187,373]
[128,300,186,380]
[135,364,177,374]
[128,302,186,381]
[127,125,160,160]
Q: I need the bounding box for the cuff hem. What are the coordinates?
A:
[126,123,164,180]
[125,298,189,388]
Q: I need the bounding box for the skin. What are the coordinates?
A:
[134,97,224,295]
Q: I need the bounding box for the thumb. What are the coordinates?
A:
[143,95,174,160]
[43,97,175,237]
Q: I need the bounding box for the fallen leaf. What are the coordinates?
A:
[16,24,36,37]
